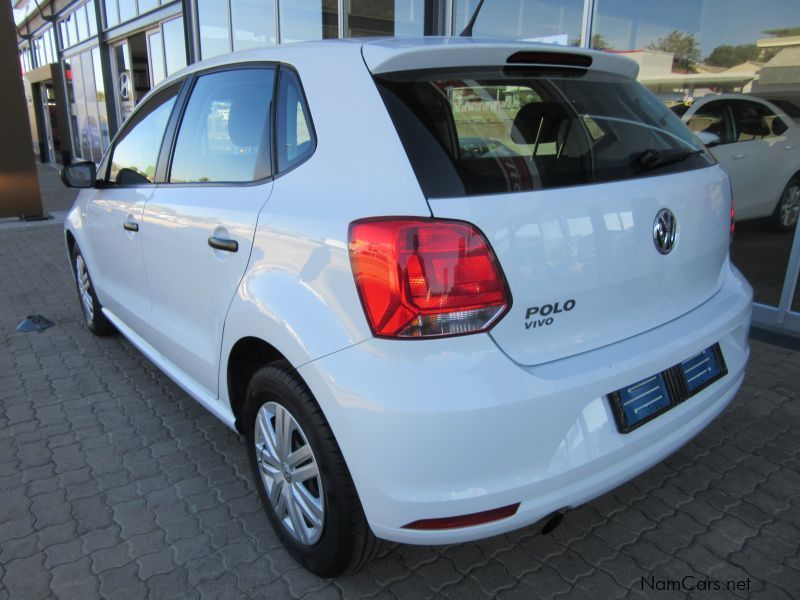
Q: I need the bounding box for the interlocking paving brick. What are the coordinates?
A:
[1,166,799,598]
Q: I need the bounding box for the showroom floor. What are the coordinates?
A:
[0,166,798,599]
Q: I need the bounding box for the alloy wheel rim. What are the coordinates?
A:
[75,255,94,321]
[780,185,800,228]
[254,402,325,545]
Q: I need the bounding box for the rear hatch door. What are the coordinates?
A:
[371,47,731,366]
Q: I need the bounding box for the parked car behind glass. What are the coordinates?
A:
[673,95,800,230]
[61,39,753,577]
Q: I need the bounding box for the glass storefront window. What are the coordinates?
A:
[591,0,798,69]
[148,31,166,87]
[64,59,81,155]
[76,7,89,41]
[70,52,90,159]
[91,47,111,154]
[590,0,800,315]
[394,0,424,36]
[279,0,338,43]
[232,0,277,51]
[162,18,187,76]
[347,0,424,37]
[67,11,79,45]
[453,0,584,45]
[112,42,135,123]
[87,1,98,36]
[60,21,69,49]
[118,0,136,23]
[348,0,392,37]
[139,0,159,14]
[104,0,119,28]
[198,0,231,59]
[80,51,103,162]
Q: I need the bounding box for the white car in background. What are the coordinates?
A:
[61,39,753,576]
[673,95,800,230]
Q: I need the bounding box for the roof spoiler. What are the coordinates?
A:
[362,40,639,79]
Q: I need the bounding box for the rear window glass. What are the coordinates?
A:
[376,68,713,198]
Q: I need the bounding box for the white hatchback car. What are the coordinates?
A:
[673,94,800,230]
[61,38,753,576]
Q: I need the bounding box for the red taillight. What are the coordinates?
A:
[348,218,511,338]
[402,503,520,530]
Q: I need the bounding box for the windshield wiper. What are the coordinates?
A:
[635,148,705,173]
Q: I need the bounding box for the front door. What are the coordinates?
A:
[140,66,276,395]
[84,83,181,333]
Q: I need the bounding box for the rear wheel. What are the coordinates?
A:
[243,362,378,577]
[771,177,800,231]
[71,245,113,336]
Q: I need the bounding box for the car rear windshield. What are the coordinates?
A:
[375,67,713,198]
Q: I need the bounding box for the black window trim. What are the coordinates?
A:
[157,61,281,188]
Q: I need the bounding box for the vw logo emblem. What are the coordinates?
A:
[653,208,677,255]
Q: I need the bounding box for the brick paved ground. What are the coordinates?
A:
[1,166,799,599]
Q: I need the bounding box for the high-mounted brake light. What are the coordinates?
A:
[348,218,511,338]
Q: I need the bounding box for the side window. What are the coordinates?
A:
[686,102,734,145]
[170,68,275,183]
[108,85,180,184]
[276,69,315,173]
[732,101,787,141]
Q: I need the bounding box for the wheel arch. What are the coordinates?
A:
[226,336,287,434]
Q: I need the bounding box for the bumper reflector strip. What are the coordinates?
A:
[402,503,520,530]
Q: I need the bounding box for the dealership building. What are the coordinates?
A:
[11,0,800,337]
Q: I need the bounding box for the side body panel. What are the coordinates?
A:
[218,44,433,406]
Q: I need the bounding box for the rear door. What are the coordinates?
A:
[375,66,730,366]
[84,83,181,333]
[140,66,276,395]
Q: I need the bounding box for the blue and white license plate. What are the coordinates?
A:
[609,344,727,433]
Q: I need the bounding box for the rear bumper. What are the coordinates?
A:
[298,263,752,544]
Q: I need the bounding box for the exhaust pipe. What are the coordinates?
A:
[541,510,565,535]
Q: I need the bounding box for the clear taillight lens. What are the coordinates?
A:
[348,218,511,338]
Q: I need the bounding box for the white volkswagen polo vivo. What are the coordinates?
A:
[61,38,753,577]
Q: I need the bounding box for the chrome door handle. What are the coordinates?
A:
[208,236,238,252]
[123,221,139,232]
[732,154,746,160]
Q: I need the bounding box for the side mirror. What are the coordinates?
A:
[697,131,721,147]
[61,161,97,188]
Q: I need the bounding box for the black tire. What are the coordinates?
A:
[770,176,800,232]
[71,244,113,336]
[243,361,379,577]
